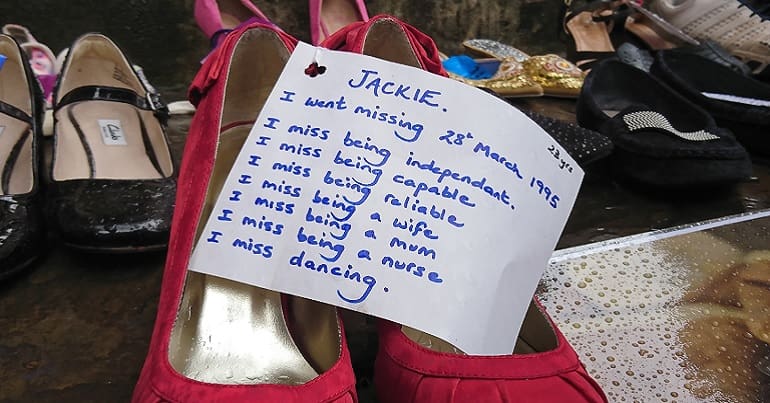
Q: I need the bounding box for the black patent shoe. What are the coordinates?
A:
[49,33,175,252]
[577,60,752,187]
[0,34,45,278]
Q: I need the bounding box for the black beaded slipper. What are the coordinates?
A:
[521,109,613,167]
[577,59,751,187]
[651,51,770,156]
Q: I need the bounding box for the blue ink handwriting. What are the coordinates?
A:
[279,142,322,158]
[232,237,273,258]
[296,226,345,262]
[287,124,330,140]
[238,174,252,185]
[343,131,391,166]
[383,194,464,228]
[393,174,475,208]
[322,171,371,205]
[381,256,443,283]
[263,117,280,129]
[217,209,233,222]
[334,150,383,186]
[254,196,295,215]
[530,177,560,209]
[305,207,351,240]
[392,218,439,240]
[304,95,347,110]
[439,130,473,146]
[289,251,377,304]
[389,236,437,260]
[351,104,423,143]
[262,179,302,198]
[241,215,284,236]
[272,161,311,178]
[312,189,356,221]
[405,153,513,208]
[280,90,295,102]
[473,142,524,180]
[207,231,222,243]
[347,69,443,108]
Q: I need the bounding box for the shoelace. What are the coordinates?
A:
[737,0,770,21]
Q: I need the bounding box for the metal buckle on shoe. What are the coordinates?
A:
[146,92,156,111]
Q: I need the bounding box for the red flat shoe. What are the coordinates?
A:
[323,15,607,403]
[132,22,357,403]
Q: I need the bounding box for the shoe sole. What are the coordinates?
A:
[612,147,752,187]
[0,255,39,281]
[63,242,168,254]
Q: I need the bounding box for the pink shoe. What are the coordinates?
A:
[309,0,369,45]
[2,24,57,107]
[194,0,272,47]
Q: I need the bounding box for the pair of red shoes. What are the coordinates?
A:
[132,16,608,403]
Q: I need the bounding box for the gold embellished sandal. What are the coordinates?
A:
[463,39,584,98]
[442,54,544,98]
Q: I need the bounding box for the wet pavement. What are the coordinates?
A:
[2,1,770,402]
[542,213,770,402]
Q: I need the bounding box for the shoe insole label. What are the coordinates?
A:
[98,119,127,146]
[702,92,770,107]
[189,42,584,355]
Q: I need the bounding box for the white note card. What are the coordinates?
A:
[189,42,584,355]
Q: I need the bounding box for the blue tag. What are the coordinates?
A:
[0,54,6,70]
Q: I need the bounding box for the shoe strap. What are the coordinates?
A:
[570,50,616,70]
[56,85,169,123]
[0,99,32,124]
[560,0,614,42]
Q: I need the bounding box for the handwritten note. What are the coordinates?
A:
[189,43,584,355]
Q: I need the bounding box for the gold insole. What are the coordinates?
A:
[169,28,341,385]
[169,126,321,385]
[403,301,556,355]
